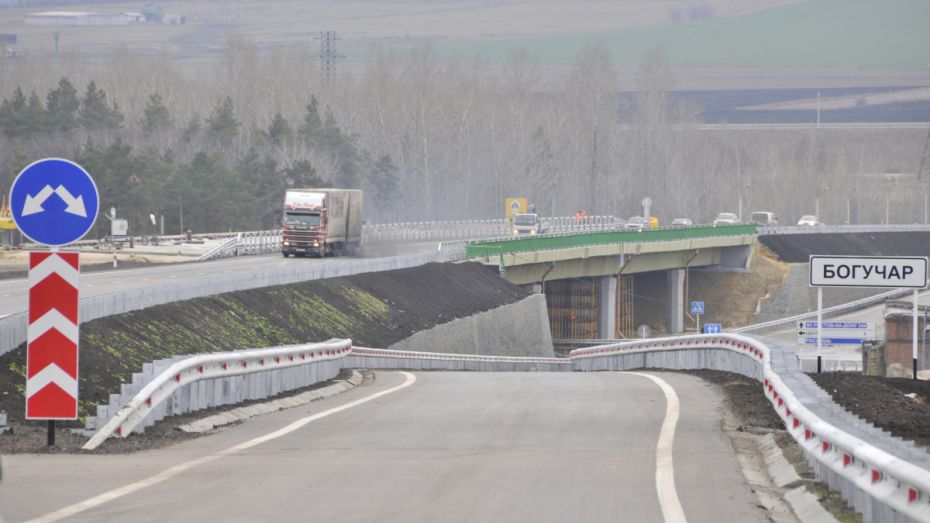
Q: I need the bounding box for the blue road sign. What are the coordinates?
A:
[690,301,705,315]
[704,323,722,334]
[10,158,98,246]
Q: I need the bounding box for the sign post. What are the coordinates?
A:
[10,158,98,445]
[690,301,704,332]
[809,255,928,379]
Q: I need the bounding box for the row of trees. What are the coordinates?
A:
[0,37,927,234]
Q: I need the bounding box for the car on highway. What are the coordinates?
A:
[797,215,821,226]
[712,212,739,226]
[750,211,778,226]
[625,216,649,230]
[670,217,693,227]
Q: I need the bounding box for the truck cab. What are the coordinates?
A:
[512,213,545,235]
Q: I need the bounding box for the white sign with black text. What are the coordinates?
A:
[809,255,928,289]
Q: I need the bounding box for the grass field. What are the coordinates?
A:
[361,0,930,69]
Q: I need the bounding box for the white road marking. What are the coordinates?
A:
[627,372,687,523]
[27,372,417,523]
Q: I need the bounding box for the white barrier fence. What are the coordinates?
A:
[195,216,626,260]
[84,334,930,522]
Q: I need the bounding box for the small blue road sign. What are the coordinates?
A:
[704,323,722,334]
[690,301,705,315]
[10,158,98,246]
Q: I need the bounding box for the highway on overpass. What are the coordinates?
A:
[1,372,765,522]
[0,241,438,318]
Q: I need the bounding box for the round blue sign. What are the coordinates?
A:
[10,158,99,246]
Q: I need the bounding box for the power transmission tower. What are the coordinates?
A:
[318,31,340,82]
[919,128,930,180]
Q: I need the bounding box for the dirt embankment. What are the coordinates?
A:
[0,262,528,429]
[633,243,789,332]
[810,373,930,448]
[759,232,930,263]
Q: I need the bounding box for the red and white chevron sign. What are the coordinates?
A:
[26,251,80,419]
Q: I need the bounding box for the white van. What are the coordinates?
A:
[750,211,778,226]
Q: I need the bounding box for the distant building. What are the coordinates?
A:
[25,11,132,27]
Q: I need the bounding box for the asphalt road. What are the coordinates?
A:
[0,241,438,317]
[0,371,764,523]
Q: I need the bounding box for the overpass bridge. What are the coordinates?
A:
[466,224,757,340]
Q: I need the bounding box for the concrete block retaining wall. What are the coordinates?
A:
[387,294,555,358]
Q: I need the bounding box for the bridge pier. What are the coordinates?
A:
[667,269,685,333]
[597,275,617,339]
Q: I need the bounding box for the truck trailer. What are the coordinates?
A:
[281,188,362,257]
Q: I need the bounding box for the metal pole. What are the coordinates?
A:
[817,355,822,374]
[846,198,851,225]
[47,419,55,446]
[817,287,823,352]
[816,91,821,128]
[914,289,919,380]
[922,307,927,371]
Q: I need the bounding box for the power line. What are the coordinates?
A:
[317,31,339,82]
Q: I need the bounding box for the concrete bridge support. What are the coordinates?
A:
[667,269,685,333]
[598,275,617,339]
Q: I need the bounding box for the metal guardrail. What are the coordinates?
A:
[83,339,352,449]
[570,334,930,522]
[198,230,281,261]
[84,333,930,521]
[732,287,911,335]
[465,223,757,258]
[758,224,930,236]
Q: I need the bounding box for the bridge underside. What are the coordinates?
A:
[498,244,751,286]
[476,240,753,346]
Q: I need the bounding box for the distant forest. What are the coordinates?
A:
[0,37,927,236]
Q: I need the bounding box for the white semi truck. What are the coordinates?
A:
[281,188,363,257]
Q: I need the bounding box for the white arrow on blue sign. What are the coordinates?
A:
[703,323,722,334]
[690,301,704,315]
[10,158,99,246]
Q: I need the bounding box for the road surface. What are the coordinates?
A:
[0,371,764,522]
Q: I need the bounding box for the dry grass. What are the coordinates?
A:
[688,242,790,328]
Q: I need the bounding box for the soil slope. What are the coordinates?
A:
[0,262,527,427]
[759,232,930,263]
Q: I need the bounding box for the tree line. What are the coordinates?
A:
[0,76,399,236]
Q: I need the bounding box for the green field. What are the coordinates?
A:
[346,0,930,69]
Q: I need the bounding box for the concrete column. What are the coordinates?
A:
[598,275,617,339]
[667,269,685,333]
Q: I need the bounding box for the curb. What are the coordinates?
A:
[759,433,838,523]
[177,370,365,433]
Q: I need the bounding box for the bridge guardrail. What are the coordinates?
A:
[465,223,757,259]
[83,333,930,521]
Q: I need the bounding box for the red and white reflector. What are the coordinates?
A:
[25,252,80,420]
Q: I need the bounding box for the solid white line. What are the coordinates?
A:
[627,372,687,523]
[26,372,417,523]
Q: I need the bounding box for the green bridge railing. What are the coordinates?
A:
[465,223,757,259]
